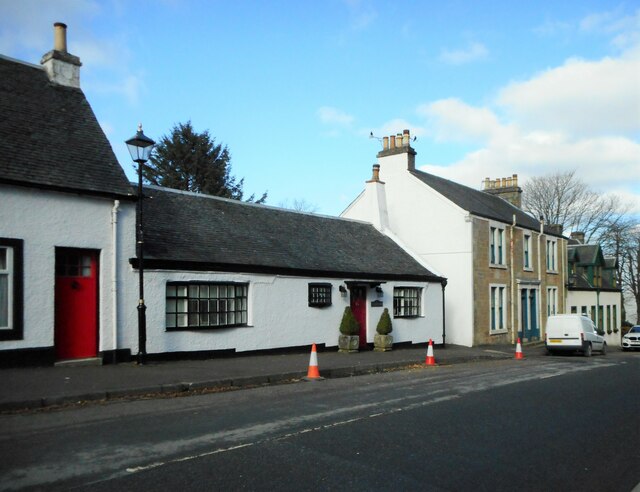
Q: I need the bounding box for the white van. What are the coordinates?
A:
[545,314,606,356]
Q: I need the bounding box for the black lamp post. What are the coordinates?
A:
[126,124,155,365]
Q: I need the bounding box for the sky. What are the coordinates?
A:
[1,0,639,217]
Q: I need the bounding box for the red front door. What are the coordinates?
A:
[55,249,99,360]
[350,286,367,348]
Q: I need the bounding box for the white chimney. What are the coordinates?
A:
[40,22,82,88]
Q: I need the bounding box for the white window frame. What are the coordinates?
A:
[489,284,507,334]
[546,238,557,272]
[523,233,532,270]
[0,246,13,330]
[546,287,557,317]
[490,225,506,267]
[165,282,249,330]
[393,286,422,318]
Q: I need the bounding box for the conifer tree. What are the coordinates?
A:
[143,121,267,203]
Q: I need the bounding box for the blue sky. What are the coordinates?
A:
[1,0,639,216]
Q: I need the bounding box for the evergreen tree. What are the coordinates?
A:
[143,121,267,203]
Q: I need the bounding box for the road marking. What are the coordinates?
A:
[126,443,255,473]
[116,360,617,478]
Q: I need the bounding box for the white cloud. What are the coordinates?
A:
[86,73,144,105]
[317,106,355,127]
[417,98,504,144]
[497,55,640,138]
[439,42,488,65]
[415,45,640,215]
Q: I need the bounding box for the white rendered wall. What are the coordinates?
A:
[0,184,136,353]
[118,269,443,354]
[567,290,622,346]
[343,152,474,347]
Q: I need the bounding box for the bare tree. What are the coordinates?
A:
[522,170,627,243]
[620,226,640,324]
[278,198,320,214]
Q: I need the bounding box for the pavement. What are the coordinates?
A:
[0,342,546,412]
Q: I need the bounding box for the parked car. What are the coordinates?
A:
[545,314,606,356]
[622,325,640,351]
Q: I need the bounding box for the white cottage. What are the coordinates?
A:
[116,185,446,358]
[0,24,137,366]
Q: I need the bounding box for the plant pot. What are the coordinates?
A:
[374,333,393,352]
[338,334,359,353]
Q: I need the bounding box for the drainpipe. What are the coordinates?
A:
[441,279,447,348]
[538,217,544,340]
[111,200,120,364]
[510,214,516,344]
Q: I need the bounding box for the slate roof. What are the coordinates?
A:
[140,186,443,281]
[410,169,564,237]
[0,55,133,198]
[567,243,619,291]
[568,244,601,265]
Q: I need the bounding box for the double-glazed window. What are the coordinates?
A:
[308,283,331,307]
[490,285,506,332]
[0,238,23,340]
[393,287,421,318]
[166,282,248,330]
[546,239,557,271]
[490,226,505,266]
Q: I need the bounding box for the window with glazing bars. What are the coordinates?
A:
[308,283,331,307]
[393,287,421,317]
[166,283,248,330]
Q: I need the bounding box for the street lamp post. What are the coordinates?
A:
[126,124,155,365]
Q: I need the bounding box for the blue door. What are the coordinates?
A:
[529,290,539,339]
[520,288,540,341]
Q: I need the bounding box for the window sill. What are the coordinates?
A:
[490,329,508,335]
[490,264,508,269]
[546,270,558,275]
[166,324,252,332]
[523,267,534,272]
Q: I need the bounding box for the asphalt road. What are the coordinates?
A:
[1,351,638,491]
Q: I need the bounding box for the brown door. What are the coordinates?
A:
[55,249,99,360]
[350,286,367,348]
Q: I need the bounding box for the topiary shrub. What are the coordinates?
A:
[607,328,613,335]
[376,308,393,335]
[613,327,619,334]
[339,307,359,336]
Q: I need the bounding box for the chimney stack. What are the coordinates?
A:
[570,231,585,244]
[482,173,523,208]
[377,129,416,170]
[41,22,82,88]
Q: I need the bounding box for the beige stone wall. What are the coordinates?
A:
[472,217,567,345]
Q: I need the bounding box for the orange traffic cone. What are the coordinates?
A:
[303,343,324,381]
[425,339,437,366]
[515,338,525,360]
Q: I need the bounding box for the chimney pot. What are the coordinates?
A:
[396,133,402,148]
[390,135,396,148]
[383,136,389,150]
[53,22,68,52]
[372,164,380,181]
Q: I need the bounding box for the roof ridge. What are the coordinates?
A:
[142,184,375,225]
[0,54,43,71]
